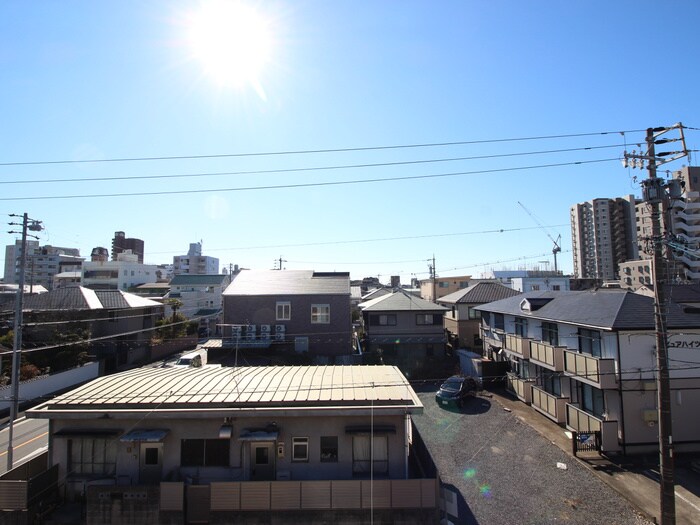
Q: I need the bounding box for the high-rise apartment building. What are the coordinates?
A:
[112,231,144,263]
[173,242,219,275]
[669,166,700,280]
[570,195,638,280]
[3,241,83,290]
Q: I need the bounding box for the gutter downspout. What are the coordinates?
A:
[617,331,627,456]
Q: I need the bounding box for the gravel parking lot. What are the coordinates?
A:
[413,390,652,525]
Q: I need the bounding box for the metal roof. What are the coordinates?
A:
[27,365,422,415]
[223,270,350,296]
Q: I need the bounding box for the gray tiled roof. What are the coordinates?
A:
[475,289,700,330]
[223,270,350,296]
[22,287,162,311]
[438,281,521,305]
[360,290,448,312]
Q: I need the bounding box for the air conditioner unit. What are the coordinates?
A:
[260,324,271,333]
[275,324,286,333]
[274,331,285,342]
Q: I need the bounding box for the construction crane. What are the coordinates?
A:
[517,201,562,272]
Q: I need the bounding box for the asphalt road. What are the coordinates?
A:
[0,417,49,475]
[413,390,652,525]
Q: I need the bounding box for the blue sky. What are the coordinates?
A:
[2,1,699,282]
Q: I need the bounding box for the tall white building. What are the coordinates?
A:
[173,242,219,275]
[570,195,638,280]
[82,250,157,291]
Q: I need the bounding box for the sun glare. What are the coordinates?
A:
[186,1,273,99]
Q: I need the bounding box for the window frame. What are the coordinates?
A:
[320,436,338,463]
[68,438,117,476]
[311,304,330,324]
[369,314,397,326]
[415,313,442,326]
[181,438,230,467]
[292,436,309,462]
[276,301,291,321]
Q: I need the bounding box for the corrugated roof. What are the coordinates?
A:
[474,289,700,330]
[223,270,350,296]
[170,274,228,286]
[359,290,448,312]
[438,281,521,304]
[28,365,422,413]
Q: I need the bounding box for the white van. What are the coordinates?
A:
[174,348,207,368]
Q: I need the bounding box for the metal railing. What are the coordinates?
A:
[529,341,564,371]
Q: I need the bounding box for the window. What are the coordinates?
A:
[459,281,469,288]
[541,322,559,346]
[144,447,159,465]
[514,317,528,337]
[579,328,601,358]
[552,285,561,291]
[68,438,117,476]
[543,373,562,396]
[369,314,396,326]
[276,301,291,321]
[181,439,230,467]
[580,383,605,418]
[531,284,541,291]
[311,304,330,324]
[416,314,442,325]
[438,282,449,288]
[468,307,481,320]
[292,437,309,461]
[352,435,388,475]
[320,436,338,462]
[493,313,504,331]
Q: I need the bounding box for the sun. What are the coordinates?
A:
[185,1,273,99]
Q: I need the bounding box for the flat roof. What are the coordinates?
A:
[27,365,422,417]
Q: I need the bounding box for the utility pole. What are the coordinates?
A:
[623,124,689,525]
[6,213,43,471]
[274,256,286,270]
[428,255,436,303]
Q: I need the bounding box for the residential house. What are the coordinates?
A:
[169,273,230,336]
[21,286,164,373]
[222,270,352,357]
[418,275,471,302]
[476,289,700,454]
[438,281,520,351]
[25,365,437,524]
[360,290,448,377]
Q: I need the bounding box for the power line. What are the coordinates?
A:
[0,129,649,167]
[0,143,628,186]
[0,158,618,202]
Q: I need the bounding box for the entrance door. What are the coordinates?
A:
[250,442,275,480]
[139,443,163,484]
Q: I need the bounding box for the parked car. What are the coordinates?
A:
[435,375,480,408]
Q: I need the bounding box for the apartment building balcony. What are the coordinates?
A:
[566,403,619,452]
[480,327,504,349]
[506,372,535,404]
[530,385,569,424]
[529,341,565,371]
[504,334,530,359]
[563,350,617,389]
